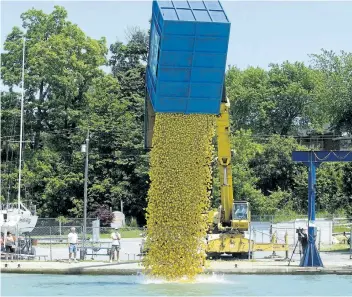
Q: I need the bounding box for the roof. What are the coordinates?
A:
[156,0,229,23]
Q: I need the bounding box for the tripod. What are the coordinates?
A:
[288,239,302,266]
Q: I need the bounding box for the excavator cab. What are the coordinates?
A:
[231,201,250,231]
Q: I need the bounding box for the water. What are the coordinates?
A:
[1,273,352,296]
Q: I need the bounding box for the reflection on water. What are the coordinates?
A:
[141,273,234,284]
[1,273,352,296]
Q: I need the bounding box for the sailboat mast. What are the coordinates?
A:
[17,37,26,211]
[0,58,2,211]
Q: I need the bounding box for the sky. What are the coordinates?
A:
[1,0,352,71]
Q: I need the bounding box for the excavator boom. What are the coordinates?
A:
[215,86,250,231]
[216,94,234,224]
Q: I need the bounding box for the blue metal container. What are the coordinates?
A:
[146,0,230,114]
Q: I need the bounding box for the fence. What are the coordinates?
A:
[251,214,352,223]
[0,225,145,262]
[2,217,351,261]
[35,216,351,226]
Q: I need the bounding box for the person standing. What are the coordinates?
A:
[5,232,16,261]
[67,227,78,263]
[300,229,308,253]
[110,228,121,263]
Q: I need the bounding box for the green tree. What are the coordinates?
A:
[109,27,148,121]
[310,50,352,134]
[1,6,107,216]
[84,75,149,223]
[226,62,323,135]
[1,6,107,150]
[316,163,346,213]
[108,28,150,224]
[342,163,352,217]
[0,91,21,203]
[267,62,322,135]
[250,135,306,195]
[230,129,264,213]
[226,66,271,133]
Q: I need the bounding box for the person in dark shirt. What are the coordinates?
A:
[300,229,308,252]
[5,232,15,261]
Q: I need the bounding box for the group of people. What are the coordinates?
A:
[67,227,121,263]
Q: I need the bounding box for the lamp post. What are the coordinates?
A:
[120,199,125,226]
[81,130,89,260]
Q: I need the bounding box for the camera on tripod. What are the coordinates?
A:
[289,228,309,265]
[296,228,304,240]
[296,228,304,234]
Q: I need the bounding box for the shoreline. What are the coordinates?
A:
[1,260,351,275]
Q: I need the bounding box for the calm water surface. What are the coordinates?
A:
[1,273,352,296]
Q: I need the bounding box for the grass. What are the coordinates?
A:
[99,229,142,239]
[320,244,351,252]
[3,259,141,263]
[33,229,142,244]
[37,243,67,247]
[32,228,142,240]
[268,209,349,223]
[333,225,351,233]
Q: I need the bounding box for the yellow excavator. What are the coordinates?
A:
[142,85,288,259]
[205,86,288,259]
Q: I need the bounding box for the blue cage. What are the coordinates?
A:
[146,0,231,115]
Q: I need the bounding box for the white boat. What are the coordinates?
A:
[0,203,38,234]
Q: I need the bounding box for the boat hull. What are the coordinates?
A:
[0,210,38,234]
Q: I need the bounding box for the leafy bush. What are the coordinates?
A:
[93,205,114,227]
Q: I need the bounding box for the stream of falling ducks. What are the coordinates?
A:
[143,113,216,281]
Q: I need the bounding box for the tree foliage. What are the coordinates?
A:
[1,6,351,223]
[93,205,114,227]
[310,50,352,134]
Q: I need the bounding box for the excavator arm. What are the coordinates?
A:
[215,86,250,231]
[216,86,234,225]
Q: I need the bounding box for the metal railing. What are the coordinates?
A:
[2,219,351,261]
[1,225,145,261]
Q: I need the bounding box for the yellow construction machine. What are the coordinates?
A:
[142,84,288,259]
[205,87,288,259]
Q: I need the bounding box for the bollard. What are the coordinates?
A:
[80,248,86,260]
[252,228,256,259]
[49,227,53,261]
[271,232,277,257]
[248,227,252,260]
[350,226,352,260]
[285,231,289,259]
[272,232,276,243]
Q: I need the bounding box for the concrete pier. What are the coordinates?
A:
[1,252,351,275]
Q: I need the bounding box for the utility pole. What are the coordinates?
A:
[120,199,124,226]
[81,130,89,259]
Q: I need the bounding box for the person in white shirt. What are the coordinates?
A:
[110,228,121,263]
[67,227,78,263]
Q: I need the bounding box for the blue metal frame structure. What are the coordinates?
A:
[146,0,231,115]
[292,151,352,267]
